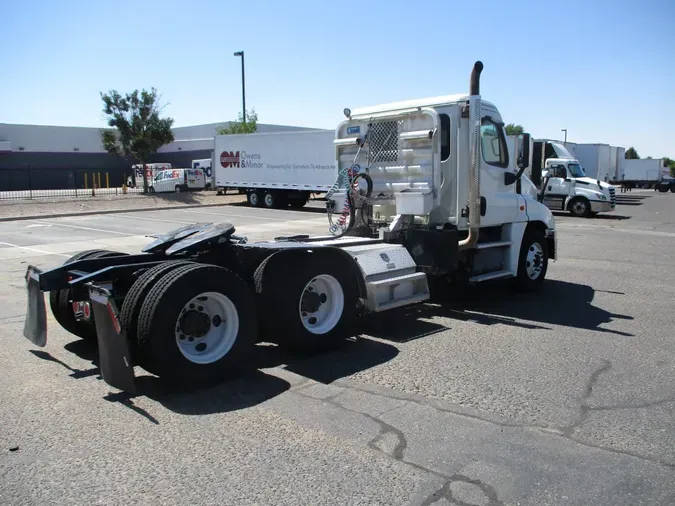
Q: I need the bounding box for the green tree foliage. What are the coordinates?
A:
[505,123,524,136]
[663,157,675,178]
[217,109,258,135]
[100,88,175,192]
[625,147,639,159]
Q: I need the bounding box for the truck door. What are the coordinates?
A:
[542,164,570,211]
[477,115,520,227]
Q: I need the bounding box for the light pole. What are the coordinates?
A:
[561,128,567,143]
[234,51,246,123]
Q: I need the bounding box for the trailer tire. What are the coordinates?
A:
[49,249,129,341]
[119,260,196,362]
[512,227,548,293]
[136,264,258,384]
[248,191,262,207]
[258,253,357,352]
[568,197,591,218]
[263,191,279,209]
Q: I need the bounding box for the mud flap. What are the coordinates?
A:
[88,285,137,394]
[23,266,47,347]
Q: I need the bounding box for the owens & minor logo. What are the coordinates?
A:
[220,151,240,168]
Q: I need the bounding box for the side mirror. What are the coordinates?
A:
[517,133,531,170]
[505,132,531,186]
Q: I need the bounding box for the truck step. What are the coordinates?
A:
[469,270,513,282]
[365,271,430,312]
[475,240,511,250]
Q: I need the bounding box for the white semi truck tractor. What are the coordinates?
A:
[22,61,557,393]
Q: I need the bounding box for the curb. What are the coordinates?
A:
[0,202,243,223]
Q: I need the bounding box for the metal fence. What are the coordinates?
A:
[0,167,145,201]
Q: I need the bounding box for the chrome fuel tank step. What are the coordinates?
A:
[342,243,430,312]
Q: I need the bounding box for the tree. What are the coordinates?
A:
[217,108,258,135]
[625,147,639,159]
[100,88,175,192]
[663,157,675,178]
[505,123,524,136]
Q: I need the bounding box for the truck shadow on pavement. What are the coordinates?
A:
[614,194,652,206]
[39,329,399,421]
[364,279,634,340]
[553,212,631,221]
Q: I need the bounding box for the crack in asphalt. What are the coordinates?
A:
[321,371,675,470]
[295,389,504,506]
[421,474,503,506]
[562,360,613,436]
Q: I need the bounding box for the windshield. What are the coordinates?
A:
[567,163,585,178]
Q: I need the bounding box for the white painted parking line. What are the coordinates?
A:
[178,209,293,222]
[28,220,133,236]
[114,213,197,225]
[0,241,71,258]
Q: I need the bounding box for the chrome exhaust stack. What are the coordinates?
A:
[459,61,483,250]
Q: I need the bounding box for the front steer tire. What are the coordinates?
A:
[512,227,549,293]
[136,263,258,384]
[257,254,358,352]
[49,249,128,341]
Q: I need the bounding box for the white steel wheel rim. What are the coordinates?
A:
[250,193,258,205]
[265,194,274,206]
[174,291,239,364]
[526,242,545,280]
[299,274,344,335]
[572,200,587,214]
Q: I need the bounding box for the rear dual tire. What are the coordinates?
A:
[49,249,128,341]
[256,254,357,352]
[132,263,258,384]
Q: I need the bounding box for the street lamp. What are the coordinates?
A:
[233,51,246,123]
[561,128,567,143]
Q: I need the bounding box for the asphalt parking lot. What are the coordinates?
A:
[1,191,675,505]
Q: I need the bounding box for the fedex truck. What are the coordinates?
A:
[214,129,337,208]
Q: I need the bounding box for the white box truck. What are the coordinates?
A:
[214,129,337,208]
[22,61,560,393]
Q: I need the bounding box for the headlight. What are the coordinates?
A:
[598,194,607,200]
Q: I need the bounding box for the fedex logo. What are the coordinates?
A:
[220,151,240,168]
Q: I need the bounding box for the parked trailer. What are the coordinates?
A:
[573,144,611,182]
[621,158,667,190]
[214,129,337,208]
[22,61,557,393]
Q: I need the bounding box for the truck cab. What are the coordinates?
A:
[541,158,616,217]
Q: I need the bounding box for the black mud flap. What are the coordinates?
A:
[23,266,47,347]
[88,285,137,394]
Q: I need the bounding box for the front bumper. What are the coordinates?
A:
[590,201,614,213]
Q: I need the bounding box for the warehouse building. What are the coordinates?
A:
[0,121,321,191]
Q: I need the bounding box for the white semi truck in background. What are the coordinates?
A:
[23,61,559,392]
[512,137,616,217]
[214,129,336,208]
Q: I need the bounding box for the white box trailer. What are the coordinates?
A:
[622,158,664,186]
[574,144,611,181]
[615,147,626,182]
[214,129,337,208]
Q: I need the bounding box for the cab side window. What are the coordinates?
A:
[480,117,508,168]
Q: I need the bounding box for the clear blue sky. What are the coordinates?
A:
[2,0,674,158]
